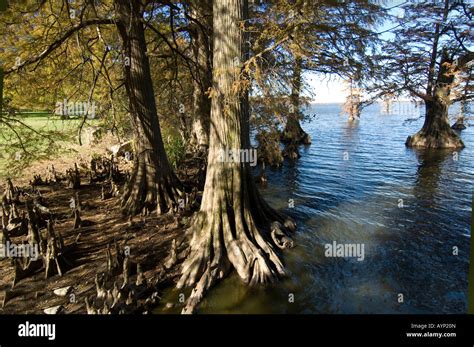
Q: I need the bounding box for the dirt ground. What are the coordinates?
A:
[0,149,202,314]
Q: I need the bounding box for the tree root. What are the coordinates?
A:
[281,122,311,147]
[406,128,465,149]
[281,122,311,160]
[282,142,302,160]
[121,162,184,216]
[177,186,295,313]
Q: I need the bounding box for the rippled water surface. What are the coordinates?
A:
[159,103,473,314]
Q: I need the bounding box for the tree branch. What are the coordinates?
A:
[4,18,114,75]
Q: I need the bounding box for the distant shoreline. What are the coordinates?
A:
[307,100,472,105]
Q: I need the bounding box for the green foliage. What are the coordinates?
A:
[162,129,186,170]
[0,113,98,178]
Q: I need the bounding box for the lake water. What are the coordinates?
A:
[158,102,473,314]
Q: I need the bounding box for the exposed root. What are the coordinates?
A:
[407,98,465,149]
[181,263,224,314]
[271,221,294,249]
[282,142,302,160]
[281,121,311,147]
[451,116,467,130]
[406,128,464,149]
[177,176,296,313]
[66,163,81,189]
[281,120,311,160]
[120,151,184,216]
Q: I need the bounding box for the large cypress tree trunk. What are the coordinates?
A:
[189,1,213,150]
[406,50,464,149]
[406,99,464,148]
[177,0,295,314]
[406,0,463,149]
[115,0,183,215]
[281,56,311,159]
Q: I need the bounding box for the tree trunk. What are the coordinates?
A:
[177,0,295,314]
[407,0,463,149]
[115,0,183,215]
[189,1,213,150]
[281,56,311,159]
[406,50,464,149]
[346,78,361,121]
[406,98,464,148]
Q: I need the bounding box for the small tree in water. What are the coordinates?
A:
[343,77,362,121]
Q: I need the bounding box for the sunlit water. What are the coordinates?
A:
[157,102,473,314]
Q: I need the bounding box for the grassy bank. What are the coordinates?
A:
[0,112,99,178]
